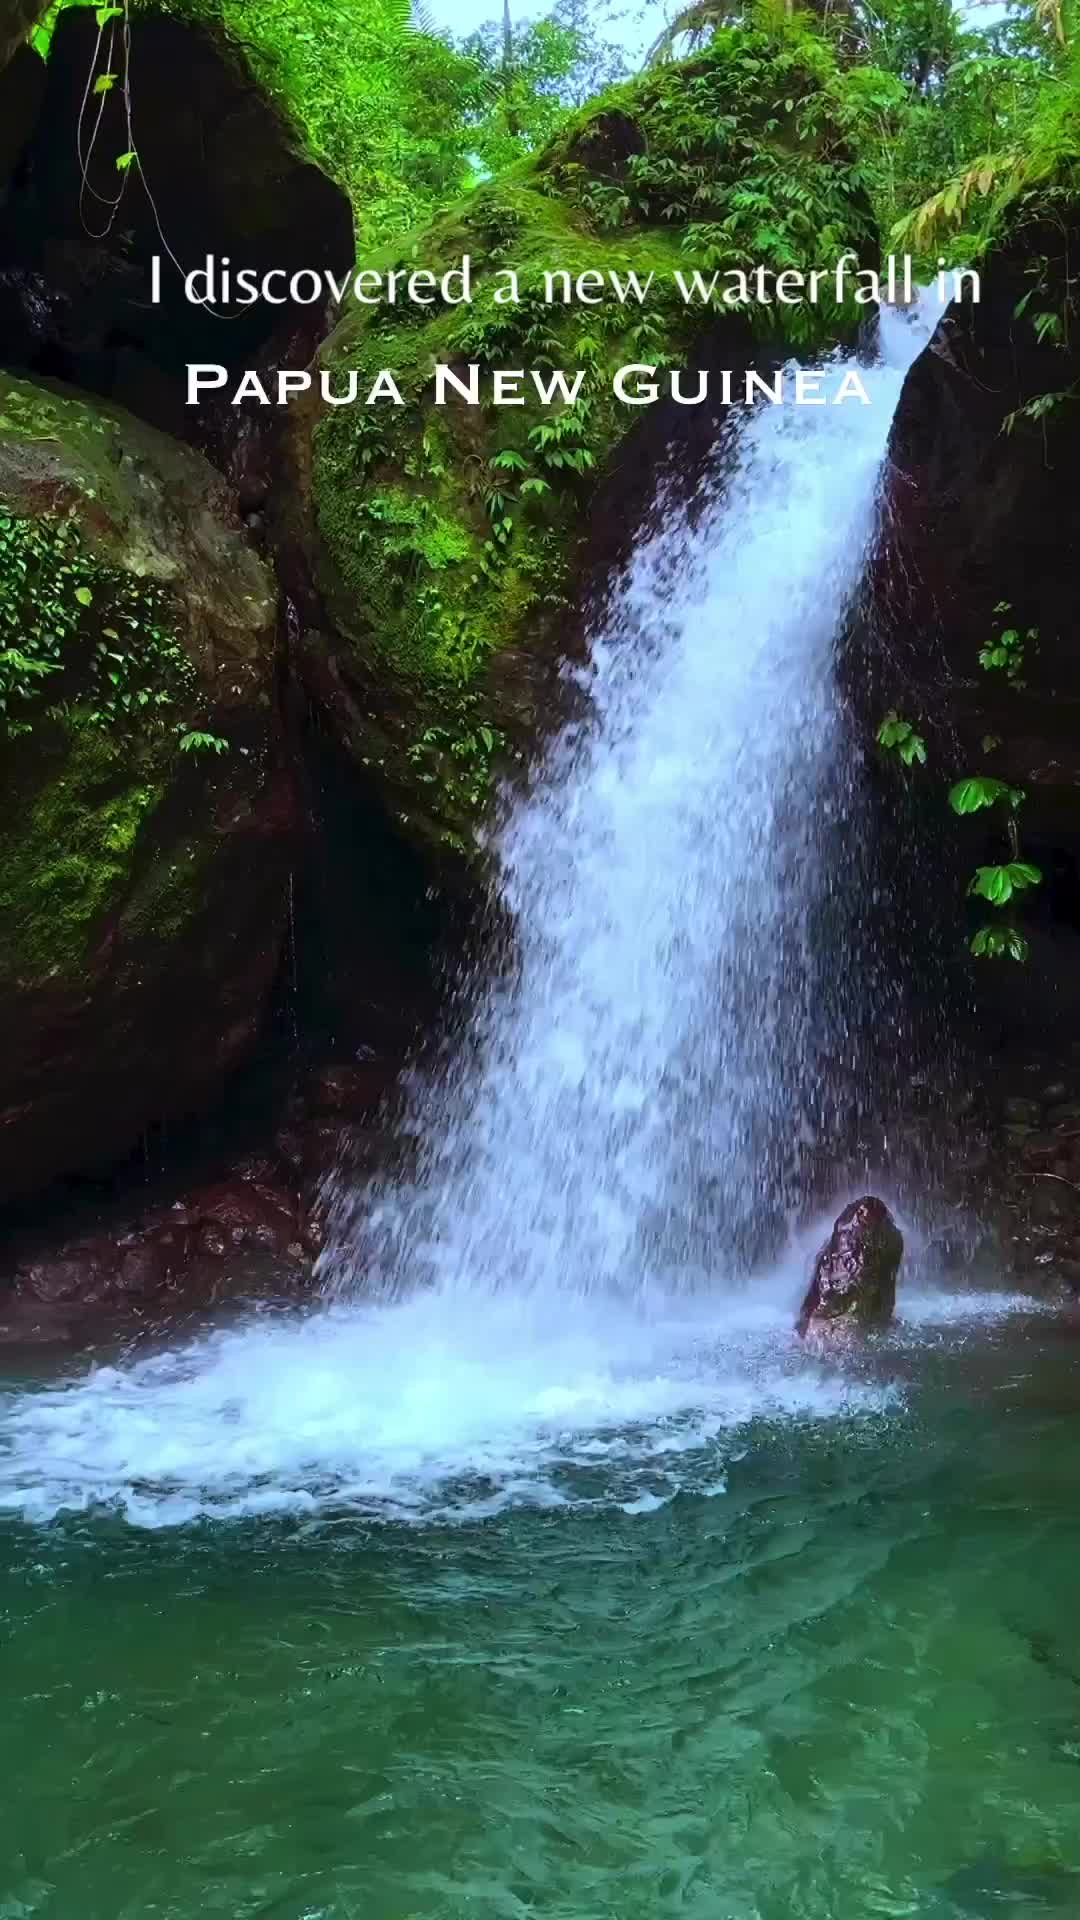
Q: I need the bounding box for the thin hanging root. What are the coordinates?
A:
[73,0,245,325]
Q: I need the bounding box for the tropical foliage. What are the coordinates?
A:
[14,0,1080,895]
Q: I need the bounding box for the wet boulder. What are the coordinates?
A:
[797,1196,903,1337]
[0,372,295,1204]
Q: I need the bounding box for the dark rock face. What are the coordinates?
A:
[0,9,452,1242]
[938,1047,1080,1294]
[797,1197,903,1337]
[0,7,353,450]
[871,218,1080,1044]
[10,1169,311,1310]
[0,1042,418,1311]
[0,45,44,197]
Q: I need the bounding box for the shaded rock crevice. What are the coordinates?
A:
[874,217,1080,1044]
[0,7,353,469]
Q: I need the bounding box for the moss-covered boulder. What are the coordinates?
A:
[300,26,877,856]
[0,373,294,1205]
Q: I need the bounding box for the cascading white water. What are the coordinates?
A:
[0,301,960,1528]
[321,300,944,1303]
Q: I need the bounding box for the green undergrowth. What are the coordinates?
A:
[0,378,228,753]
[0,509,191,741]
[313,23,878,837]
[0,374,259,982]
[892,18,1080,268]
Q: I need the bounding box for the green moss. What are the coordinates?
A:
[117,831,213,948]
[0,379,111,449]
[312,22,876,838]
[0,725,167,981]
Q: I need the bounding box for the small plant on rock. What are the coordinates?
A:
[948,774,1041,963]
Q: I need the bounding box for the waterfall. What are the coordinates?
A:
[321,301,942,1305]
[0,302,946,1528]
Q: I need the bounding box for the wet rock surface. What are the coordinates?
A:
[9,1165,310,1312]
[797,1197,903,1338]
[961,1052,1080,1293]
[869,218,1080,1045]
[0,1043,406,1316]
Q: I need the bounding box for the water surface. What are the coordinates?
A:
[2,1296,1079,1920]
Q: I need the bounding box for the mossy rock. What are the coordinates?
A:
[0,372,293,1205]
[305,25,877,858]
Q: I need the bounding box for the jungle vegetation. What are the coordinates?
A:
[24,0,1080,258]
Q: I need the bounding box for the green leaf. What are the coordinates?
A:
[971,865,1014,905]
[877,710,926,763]
[971,924,1029,962]
[115,150,137,173]
[74,586,93,607]
[96,4,124,25]
[948,776,1012,816]
[969,862,1042,906]
[94,73,117,94]
[178,729,230,755]
[877,710,911,750]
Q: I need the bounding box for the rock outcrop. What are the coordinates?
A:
[872,205,1080,1043]
[286,28,876,859]
[0,372,294,1204]
[797,1197,903,1337]
[0,7,353,450]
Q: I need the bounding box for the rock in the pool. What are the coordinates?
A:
[797,1196,903,1338]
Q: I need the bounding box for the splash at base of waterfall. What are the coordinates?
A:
[0,1257,1041,1527]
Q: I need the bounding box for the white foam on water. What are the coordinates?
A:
[0,1268,1047,1527]
[0,1281,901,1526]
[896,1290,1054,1327]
